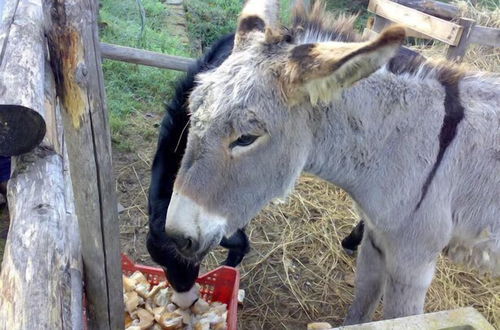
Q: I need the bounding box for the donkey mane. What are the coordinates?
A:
[291,1,361,43]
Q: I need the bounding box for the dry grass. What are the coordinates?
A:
[116,1,500,328]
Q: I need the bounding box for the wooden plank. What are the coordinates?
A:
[0,57,83,329]
[469,25,500,48]
[45,0,124,328]
[447,18,476,61]
[0,0,46,156]
[369,15,432,40]
[368,0,463,45]
[392,0,460,20]
[100,42,195,71]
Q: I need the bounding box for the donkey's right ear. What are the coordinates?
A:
[234,0,280,51]
[283,25,406,105]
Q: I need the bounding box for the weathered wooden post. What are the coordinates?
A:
[0,0,83,328]
[0,0,46,156]
[446,18,476,61]
[0,0,124,328]
[44,0,124,328]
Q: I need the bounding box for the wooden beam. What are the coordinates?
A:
[368,0,463,45]
[45,0,124,328]
[0,57,83,329]
[0,0,46,156]
[0,147,83,330]
[447,18,476,61]
[469,25,500,48]
[369,15,431,40]
[392,0,460,20]
[100,42,195,71]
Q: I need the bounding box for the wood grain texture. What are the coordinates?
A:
[0,50,83,329]
[446,18,476,61]
[0,0,46,156]
[392,0,460,20]
[368,0,463,45]
[0,148,82,330]
[369,15,431,40]
[469,25,500,48]
[45,0,124,328]
[100,42,194,71]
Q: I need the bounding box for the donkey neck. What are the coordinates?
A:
[303,69,448,200]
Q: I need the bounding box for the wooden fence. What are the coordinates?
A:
[365,0,500,60]
[0,0,123,328]
[0,0,498,329]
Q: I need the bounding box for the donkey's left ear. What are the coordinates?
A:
[284,25,406,105]
[234,0,280,51]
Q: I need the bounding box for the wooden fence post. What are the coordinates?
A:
[0,0,46,156]
[45,0,124,328]
[0,67,84,327]
[446,18,476,61]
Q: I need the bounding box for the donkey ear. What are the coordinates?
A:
[285,25,406,105]
[234,0,280,51]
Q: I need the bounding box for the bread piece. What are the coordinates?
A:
[191,298,210,315]
[148,282,168,298]
[193,318,210,330]
[135,282,151,299]
[307,322,332,329]
[136,308,154,329]
[123,275,137,292]
[158,312,183,330]
[124,291,141,316]
[154,288,170,306]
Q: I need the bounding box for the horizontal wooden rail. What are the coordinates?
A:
[392,0,460,20]
[100,42,195,71]
[365,22,500,49]
[368,0,463,45]
[469,25,500,48]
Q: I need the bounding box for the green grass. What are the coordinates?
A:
[184,0,242,51]
[325,0,370,30]
[184,0,369,53]
[99,0,191,149]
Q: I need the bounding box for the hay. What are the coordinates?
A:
[116,2,500,328]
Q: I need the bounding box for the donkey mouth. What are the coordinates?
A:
[173,233,223,262]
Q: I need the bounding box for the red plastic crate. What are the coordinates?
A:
[121,254,240,330]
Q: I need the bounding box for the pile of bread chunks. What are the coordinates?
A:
[123,271,227,330]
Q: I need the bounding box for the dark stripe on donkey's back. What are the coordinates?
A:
[415,79,465,210]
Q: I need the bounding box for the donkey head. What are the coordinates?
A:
[165,0,405,260]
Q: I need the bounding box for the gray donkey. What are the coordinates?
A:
[164,0,500,323]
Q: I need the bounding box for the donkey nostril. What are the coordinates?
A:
[171,234,195,252]
[184,237,193,250]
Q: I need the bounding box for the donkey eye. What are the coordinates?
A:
[230,135,259,148]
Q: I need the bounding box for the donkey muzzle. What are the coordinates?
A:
[165,191,227,260]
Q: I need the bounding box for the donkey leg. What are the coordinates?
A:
[382,253,437,319]
[219,229,250,267]
[341,220,364,255]
[344,230,386,325]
